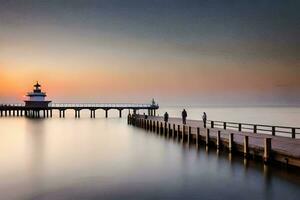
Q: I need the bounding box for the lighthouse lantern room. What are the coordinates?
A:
[24,82,52,107]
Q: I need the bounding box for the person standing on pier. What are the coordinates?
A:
[164,112,169,123]
[202,112,207,128]
[182,109,187,124]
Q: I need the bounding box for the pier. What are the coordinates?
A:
[0,82,158,118]
[128,114,300,168]
[0,103,158,118]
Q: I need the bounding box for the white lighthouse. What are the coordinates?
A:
[24,82,52,107]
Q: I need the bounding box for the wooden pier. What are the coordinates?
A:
[0,103,158,118]
[128,114,300,168]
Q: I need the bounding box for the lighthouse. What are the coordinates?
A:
[24,82,52,107]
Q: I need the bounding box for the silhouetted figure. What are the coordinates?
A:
[143,113,148,119]
[164,112,169,123]
[182,109,187,124]
[202,112,207,128]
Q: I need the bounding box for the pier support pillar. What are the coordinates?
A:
[229,133,234,152]
[244,136,249,157]
[119,109,122,118]
[264,138,272,163]
[182,125,186,142]
[206,129,210,146]
[196,127,200,145]
[177,125,181,141]
[217,131,221,148]
[50,110,52,118]
[105,110,108,118]
[188,126,192,144]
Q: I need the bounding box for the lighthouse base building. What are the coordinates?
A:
[24,82,51,108]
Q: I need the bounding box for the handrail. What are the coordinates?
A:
[0,103,158,108]
[207,119,299,138]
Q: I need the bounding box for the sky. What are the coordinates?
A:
[0,0,299,106]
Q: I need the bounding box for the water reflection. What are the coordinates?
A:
[0,116,299,200]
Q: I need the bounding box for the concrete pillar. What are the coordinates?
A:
[43,110,46,118]
[217,130,221,148]
[119,109,122,118]
[90,110,93,118]
[59,110,62,118]
[229,133,234,152]
[264,138,272,163]
[78,110,80,118]
[154,109,156,116]
[206,129,210,146]
[50,110,53,118]
[105,110,108,118]
[63,110,65,118]
[244,135,249,157]
[13,110,15,116]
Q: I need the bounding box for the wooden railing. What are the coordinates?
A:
[207,120,299,139]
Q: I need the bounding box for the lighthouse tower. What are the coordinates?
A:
[24,82,52,107]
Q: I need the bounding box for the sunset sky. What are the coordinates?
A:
[0,0,299,105]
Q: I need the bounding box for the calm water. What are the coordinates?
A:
[0,107,300,200]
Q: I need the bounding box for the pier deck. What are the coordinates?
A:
[130,115,300,168]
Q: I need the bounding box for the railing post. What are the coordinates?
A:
[272,126,275,136]
[292,128,296,139]
[254,125,257,133]
[160,122,163,134]
[168,123,171,136]
[223,122,226,130]
[238,124,242,132]
[211,121,214,128]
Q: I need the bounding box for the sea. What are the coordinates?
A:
[0,106,300,200]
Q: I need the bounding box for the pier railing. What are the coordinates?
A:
[207,120,299,139]
[50,103,156,108]
[0,103,157,108]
